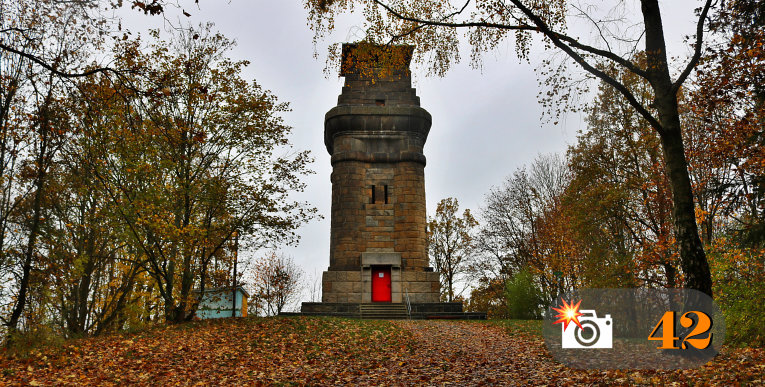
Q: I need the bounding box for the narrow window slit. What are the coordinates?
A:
[371,185,376,204]
[384,185,388,204]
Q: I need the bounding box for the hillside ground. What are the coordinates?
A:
[0,317,762,385]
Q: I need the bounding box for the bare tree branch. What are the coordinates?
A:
[672,0,714,93]
[505,0,663,133]
[373,1,650,77]
[0,42,120,78]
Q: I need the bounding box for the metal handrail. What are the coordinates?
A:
[405,287,412,320]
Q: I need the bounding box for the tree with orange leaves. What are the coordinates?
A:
[428,198,478,302]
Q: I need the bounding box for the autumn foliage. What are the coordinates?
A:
[0,317,763,385]
[0,2,762,377]
[455,2,764,345]
[0,9,316,342]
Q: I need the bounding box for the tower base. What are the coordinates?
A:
[297,302,486,320]
[321,269,441,304]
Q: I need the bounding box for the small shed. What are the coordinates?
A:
[194,285,249,319]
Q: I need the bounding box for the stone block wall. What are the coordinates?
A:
[339,73,420,107]
[401,271,441,303]
[393,162,428,270]
[321,271,362,303]
[300,302,360,317]
[327,158,428,272]
[322,267,440,304]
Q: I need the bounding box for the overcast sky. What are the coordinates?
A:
[121,1,702,291]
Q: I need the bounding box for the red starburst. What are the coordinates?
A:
[552,299,583,330]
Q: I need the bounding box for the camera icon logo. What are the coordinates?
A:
[561,310,613,349]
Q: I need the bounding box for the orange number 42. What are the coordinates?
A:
[648,311,713,350]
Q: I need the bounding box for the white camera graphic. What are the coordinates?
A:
[561,310,613,349]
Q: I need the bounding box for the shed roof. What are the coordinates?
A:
[193,285,250,298]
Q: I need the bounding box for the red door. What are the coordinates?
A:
[371,267,392,302]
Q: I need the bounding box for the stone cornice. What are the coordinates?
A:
[330,151,427,166]
[324,105,431,153]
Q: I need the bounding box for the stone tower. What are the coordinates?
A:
[320,43,440,304]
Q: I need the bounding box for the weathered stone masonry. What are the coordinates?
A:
[320,43,440,304]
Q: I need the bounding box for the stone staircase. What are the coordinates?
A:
[359,303,409,320]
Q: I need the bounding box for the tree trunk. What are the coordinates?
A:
[6,115,49,340]
[164,259,175,321]
[642,0,712,297]
[663,261,676,288]
[6,184,43,337]
[74,258,95,335]
[67,221,98,336]
[658,126,712,296]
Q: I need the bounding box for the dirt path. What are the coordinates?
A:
[356,320,763,385]
[351,321,568,385]
[395,321,554,383]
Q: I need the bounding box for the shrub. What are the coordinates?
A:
[505,268,543,320]
[709,244,765,347]
[4,325,65,357]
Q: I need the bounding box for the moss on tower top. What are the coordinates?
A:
[340,42,414,79]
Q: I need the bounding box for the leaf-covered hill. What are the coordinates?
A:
[1,317,762,385]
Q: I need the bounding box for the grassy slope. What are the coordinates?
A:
[1,317,414,385]
[0,317,762,385]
